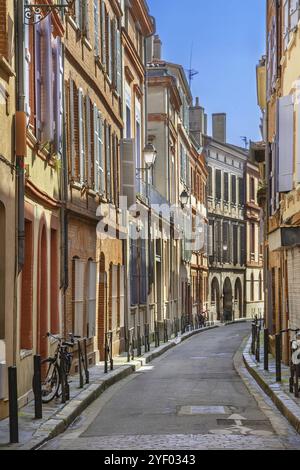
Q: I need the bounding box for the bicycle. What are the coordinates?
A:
[39,332,80,404]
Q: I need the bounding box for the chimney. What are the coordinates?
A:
[212,113,226,143]
[195,97,200,107]
[153,35,162,60]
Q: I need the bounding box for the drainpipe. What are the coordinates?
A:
[13,0,26,367]
[61,42,69,337]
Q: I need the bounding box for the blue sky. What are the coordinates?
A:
[147,0,266,147]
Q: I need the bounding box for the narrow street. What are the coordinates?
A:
[42,324,300,451]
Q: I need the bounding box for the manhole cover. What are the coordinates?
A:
[179,406,227,416]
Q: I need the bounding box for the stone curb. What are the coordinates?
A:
[243,336,300,435]
[10,325,219,450]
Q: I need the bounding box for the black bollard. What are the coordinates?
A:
[8,367,19,444]
[275,334,282,382]
[33,355,42,419]
[264,329,269,371]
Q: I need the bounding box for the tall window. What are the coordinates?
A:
[21,220,33,350]
[224,173,229,202]
[73,257,85,337]
[231,175,237,205]
[259,273,263,301]
[208,167,213,197]
[87,259,97,338]
[250,274,255,302]
[250,223,255,257]
[50,229,59,334]
[250,177,255,202]
[215,170,221,200]
[0,203,4,342]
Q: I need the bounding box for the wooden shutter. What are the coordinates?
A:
[73,259,85,337]
[93,104,100,192]
[239,177,244,205]
[34,23,42,137]
[94,0,100,57]
[69,78,76,178]
[83,0,89,39]
[105,122,111,200]
[87,260,97,338]
[24,22,31,124]
[116,27,122,95]
[107,14,112,80]
[86,96,92,185]
[120,138,136,209]
[101,0,106,69]
[140,239,147,305]
[53,37,63,155]
[290,0,299,30]
[41,15,54,144]
[78,89,85,184]
[278,95,294,192]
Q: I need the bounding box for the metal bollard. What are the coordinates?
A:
[33,355,42,419]
[255,325,261,363]
[275,334,282,382]
[8,367,19,444]
[295,364,300,399]
[83,338,90,384]
[78,341,84,388]
[264,329,269,371]
[137,325,142,357]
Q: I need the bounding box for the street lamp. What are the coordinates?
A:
[180,190,189,208]
[143,143,157,168]
[24,1,76,25]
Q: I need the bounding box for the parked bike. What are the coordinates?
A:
[39,332,80,403]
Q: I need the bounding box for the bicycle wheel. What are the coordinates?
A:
[40,358,60,403]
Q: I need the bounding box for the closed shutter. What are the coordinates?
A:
[240,225,246,266]
[94,0,100,57]
[130,225,139,306]
[180,144,185,181]
[223,222,228,263]
[116,27,122,96]
[78,89,85,184]
[101,0,106,69]
[107,14,112,80]
[75,0,82,29]
[73,259,85,337]
[83,0,89,39]
[24,19,31,124]
[87,260,97,338]
[208,166,212,196]
[41,15,54,144]
[120,138,136,209]
[105,123,111,200]
[284,0,290,49]
[278,95,294,193]
[86,96,92,185]
[93,104,100,192]
[53,37,63,155]
[69,78,76,178]
[34,23,41,137]
[112,133,119,206]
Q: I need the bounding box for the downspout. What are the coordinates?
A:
[13,0,26,366]
[61,42,69,337]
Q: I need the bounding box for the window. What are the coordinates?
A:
[78,88,86,184]
[250,223,255,258]
[224,173,229,202]
[250,274,255,302]
[215,170,221,200]
[93,104,105,194]
[105,121,112,200]
[259,273,263,301]
[283,0,300,50]
[208,167,213,197]
[21,220,33,350]
[73,258,85,337]
[87,260,97,338]
[50,229,59,334]
[250,177,255,202]
[180,144,186,182]
[231,175,236,205]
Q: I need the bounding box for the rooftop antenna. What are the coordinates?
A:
[240,136,249,149]
[187,43,199,91]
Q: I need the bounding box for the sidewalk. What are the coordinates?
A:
[0,324,218,450]
[243,336,300,434]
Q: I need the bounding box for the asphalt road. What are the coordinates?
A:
[42,323,300,450]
